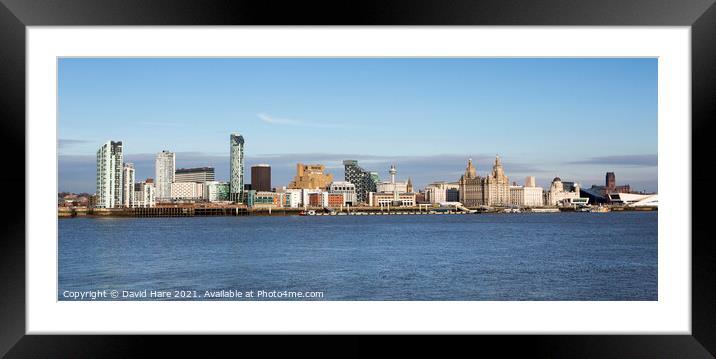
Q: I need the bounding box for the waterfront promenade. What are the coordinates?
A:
[58,204,656,218]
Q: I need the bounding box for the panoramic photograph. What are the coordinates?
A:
[57,57,658,301]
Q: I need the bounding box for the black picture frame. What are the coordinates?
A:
[1,0,714,357]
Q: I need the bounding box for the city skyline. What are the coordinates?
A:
[59,58,657,193]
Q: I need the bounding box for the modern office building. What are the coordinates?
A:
[155,150,175,200]
[329,181,357,206]
[170,182,205,201]
[276,187,303,208]
[343,160,377,204]
[229,133,245,203]
[289,163,333,190]
[446,187,460,202]
[204,181,230,202]
[174,167,215,183]
[122,163,135,207]
[96,140,124,208]
[251,164,272,192]
[247,191,281,208]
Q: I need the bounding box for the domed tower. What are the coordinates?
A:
[551,177,564,192]
[464,158,477,179]
[492,155,505,178]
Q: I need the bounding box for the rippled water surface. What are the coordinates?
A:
[59,212,657,300]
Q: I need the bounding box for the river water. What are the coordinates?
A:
[58,212,657,300]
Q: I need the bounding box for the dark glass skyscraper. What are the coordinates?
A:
[251,164,271,192]
[343,160,377,204]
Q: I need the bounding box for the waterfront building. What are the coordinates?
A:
[96,140,124,208]
[276,187,303,208]
[546,177,581,206]
[509,186,544,207]
[122,163,135,208]
[376,166,413,195]
[299,189,322,207]
[247,191,281,208]
[446,187,459,202]
[289,163,333,190]
[425,182,460,204]
[484,156,511,206]
[327,193,344,207]
[132,180,155,208]
[329,181,357,206]
[308,192,328,207]
[343,160,377,203]
[415,191,428,204]
[204,181,230,202]
[229,133,245,203]
[585,172,633,203]
[508,177,544,207]
[368,164,416,207]
[170,182,205,201]
[458,156,511,207]
[175,167,215,183]
[155,150,175,201]
[458,158,484,207]
[251,164,271,192]
[368,192,416,207]
[607,193,658,207]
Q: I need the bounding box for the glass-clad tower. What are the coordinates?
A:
[229,133,245,202]
[96,140,123,208]
[343,160,377,204]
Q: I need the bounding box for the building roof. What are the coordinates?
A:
[175,167,215,173]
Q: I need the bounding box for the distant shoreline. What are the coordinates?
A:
[58,205,656,218]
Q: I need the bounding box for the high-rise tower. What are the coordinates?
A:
[122,163,135,207]
[229,133,245,202]
[96,140,124,208]
[155,150,175,200]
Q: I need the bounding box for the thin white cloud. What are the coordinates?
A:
[257,113,356,129]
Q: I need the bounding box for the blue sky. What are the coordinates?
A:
[58,58,657,193]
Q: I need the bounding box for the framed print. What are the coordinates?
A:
[2,0,715,357]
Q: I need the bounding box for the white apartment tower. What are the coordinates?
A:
[229,133,245,202]
[122,163,135,207]
[155,150,175,200]
[95,140,124,208]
